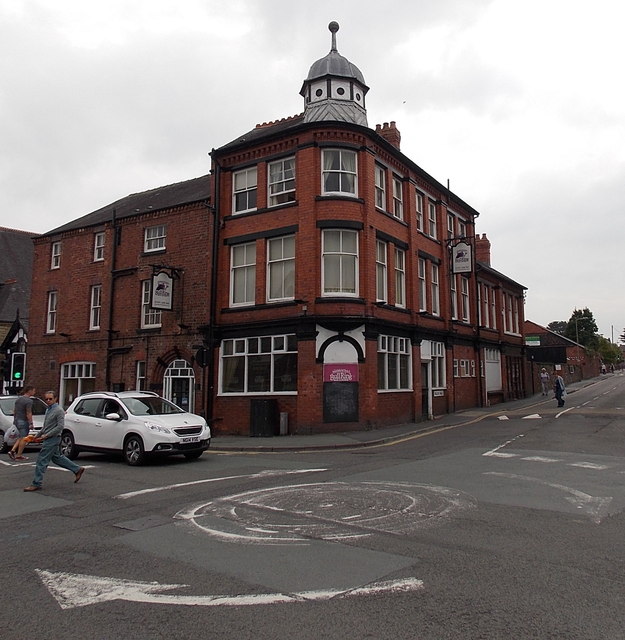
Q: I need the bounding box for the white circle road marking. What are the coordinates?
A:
[175,481,477,545]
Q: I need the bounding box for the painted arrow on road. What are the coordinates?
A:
[36,569,424,609]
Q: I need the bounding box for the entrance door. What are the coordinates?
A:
[163,359,195,411]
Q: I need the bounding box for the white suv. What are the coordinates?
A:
[62,391,211,465]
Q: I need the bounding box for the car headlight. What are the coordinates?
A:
[145,422,172,434]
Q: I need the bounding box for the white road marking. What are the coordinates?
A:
[114,468,327,500]
[520,456,560,463]
[483,433,525,457]
[497,415,509,421]
[484,471,612,523]
[568,462,609,470]
[522,414,542,420]
[36,569,424,610]
[556,407,574,418]
[175,481,477,544]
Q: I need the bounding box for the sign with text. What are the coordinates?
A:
[152,271,173,310]
[452,241,472,273]
[323,363,359,382]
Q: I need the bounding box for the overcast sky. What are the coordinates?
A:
[2,0,624,340]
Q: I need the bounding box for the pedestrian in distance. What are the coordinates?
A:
[8,385,36,461]
[539,368,550,396]
[23,390,85,492]
[553,372,566,408]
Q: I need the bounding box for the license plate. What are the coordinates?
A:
[180,436,200,443]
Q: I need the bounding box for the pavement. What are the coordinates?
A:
[209,375,609,452]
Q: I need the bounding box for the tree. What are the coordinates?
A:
[564,308,599,348]
[597,335,623,366]
[547,320,567,335]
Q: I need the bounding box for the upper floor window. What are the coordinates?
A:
[416,192,424,232]
[461,276,470,322]
[89,284,102,330]
[449,274,458,320]
[376,240,387,302]
[267,235,295,302]
[51,242,61,269]
[431,264,440,316]
[231,242,256,306]
[394,248,406,308]
[233,166,257,213]
[141,280,162,328]
[458,218,467,238]
[322,229,358,296]
[428,201,437,239]
[268,158,295,207]
[392,177,403,220]
[375,164,386,210]
[93,232,105,261]
[322,149,357,196]
[418,258,426,312]
[144,225,166,252]
[447,213,455,239]
[46,291,57,333]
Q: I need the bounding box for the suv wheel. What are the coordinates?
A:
[124,435,146,466]
[60,431,79,459]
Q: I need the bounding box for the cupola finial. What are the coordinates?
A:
[329,21,339,52]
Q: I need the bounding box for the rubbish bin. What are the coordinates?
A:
[250,399,279,437]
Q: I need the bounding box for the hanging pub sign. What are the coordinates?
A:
[452,241,472,274]
[151,271,173,310]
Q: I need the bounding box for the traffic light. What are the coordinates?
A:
[10,352,26,383]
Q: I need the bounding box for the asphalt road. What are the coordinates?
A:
[2,374,625,639]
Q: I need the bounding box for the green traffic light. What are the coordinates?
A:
[13,372,22,379]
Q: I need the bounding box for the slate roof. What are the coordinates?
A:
[43,175,212,237]
[0,227,34,326]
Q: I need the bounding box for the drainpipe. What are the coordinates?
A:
[105,209,118,390]
[205,156,221,423]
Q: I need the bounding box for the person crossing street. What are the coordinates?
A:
[23,390,85,492]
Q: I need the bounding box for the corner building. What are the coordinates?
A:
[208,23,527,434]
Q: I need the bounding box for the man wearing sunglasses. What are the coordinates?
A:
[23,391,85,492]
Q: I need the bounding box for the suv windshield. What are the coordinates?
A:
[121,396,185,416]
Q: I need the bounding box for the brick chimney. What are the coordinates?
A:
[475,233,491,266]
[375,121,401,150]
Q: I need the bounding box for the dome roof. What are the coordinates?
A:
[305,22,366,85]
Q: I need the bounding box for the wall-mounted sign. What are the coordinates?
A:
[323,363,359,382]
[452,241,472,273]
[152,271,173,310]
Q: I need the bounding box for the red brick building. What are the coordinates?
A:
[28,177,212,410]
[27,22,527,434]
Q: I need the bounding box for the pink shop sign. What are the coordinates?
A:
[323,364,359,382]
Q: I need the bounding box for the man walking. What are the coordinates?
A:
[554,372,566,408]
[23,390,85,492]
[8,385,36,461]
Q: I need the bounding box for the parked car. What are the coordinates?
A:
[61,391,211,465]
[0,394,48,453]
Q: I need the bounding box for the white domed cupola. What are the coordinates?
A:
[300,21,369,126]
